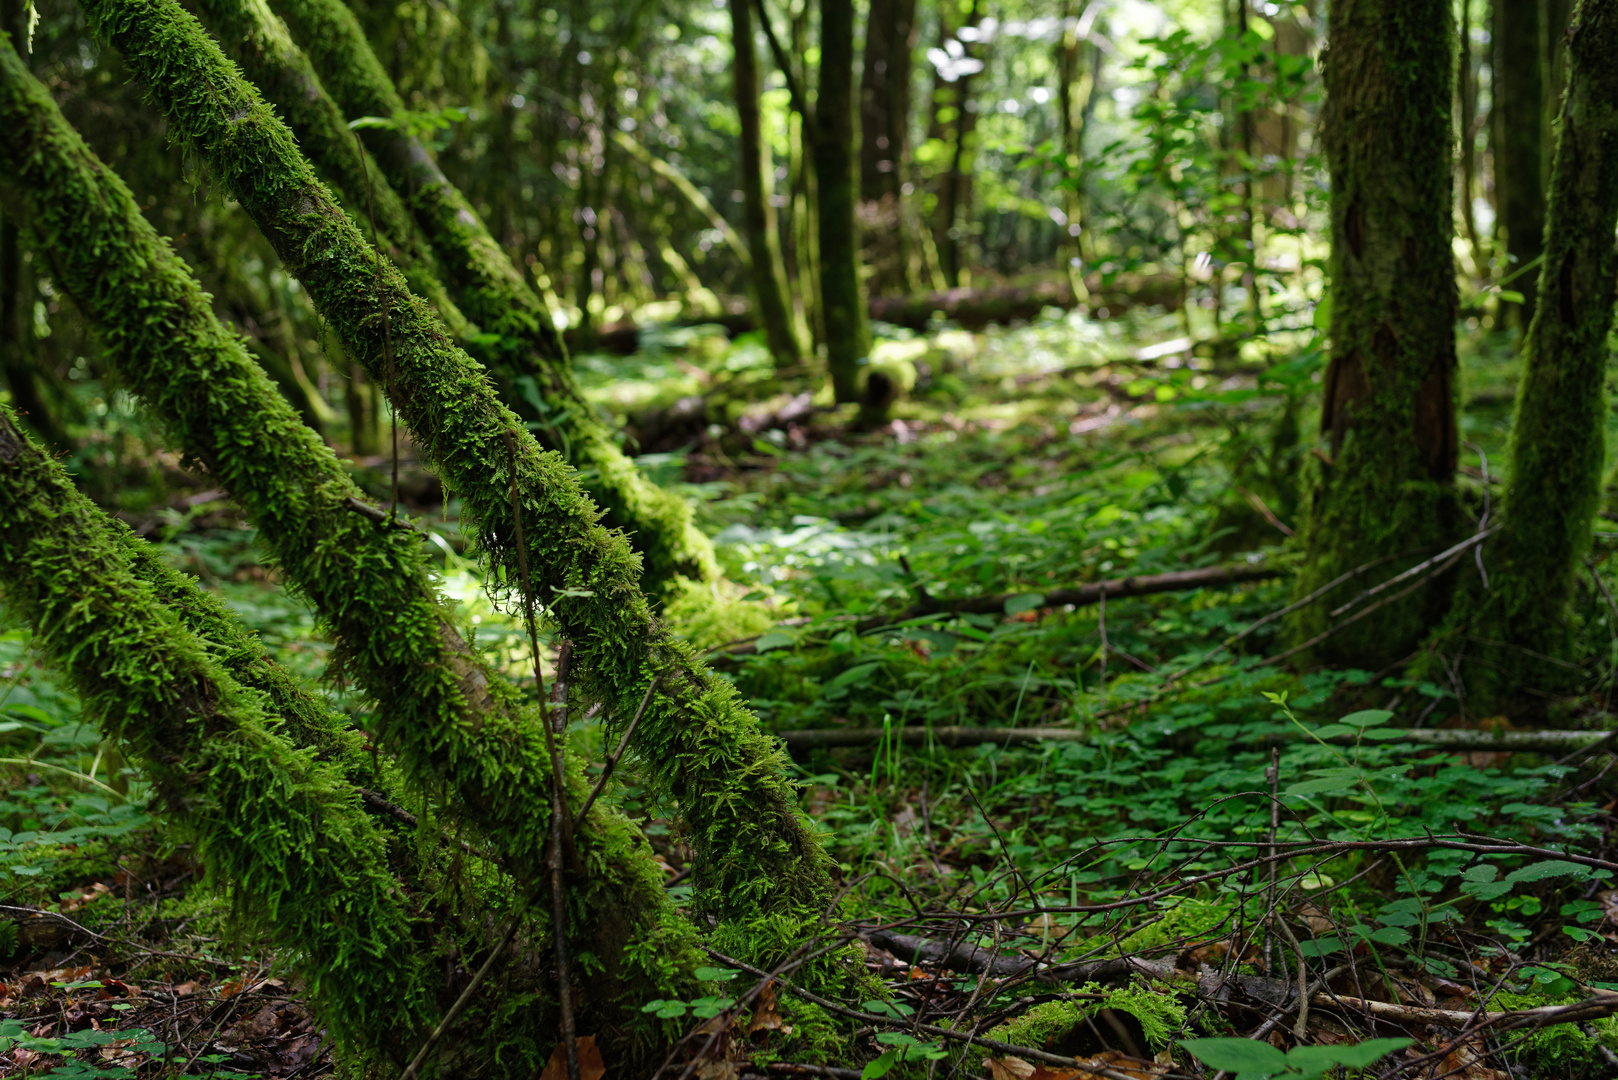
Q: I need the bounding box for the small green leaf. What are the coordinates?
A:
[1338,709,1392,727]
[1286,776,1360,797]
[694,966,739,982]
[1311,292,1332,332]
[1295,1038,1411,1070]
[1298,936,1343,957]
[1505,860,1591,884]
[1181,1037,1290,1074]
[862,1049,902,1079]
[1362,925,1410,947]
[1498,289,1526,304]
[1003,593,1046,616]
[826,662,882,691]
[754,632,797,653]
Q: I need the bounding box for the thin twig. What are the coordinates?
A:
[573,676,660,832]
[1328,527,1498,619]
[703,949,1148,1080]
[399,914,525,1080]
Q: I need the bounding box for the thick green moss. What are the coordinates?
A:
[0,404,429,1058]
[268,0,720,594]
[194,0,474,341]
[69,0,831,921]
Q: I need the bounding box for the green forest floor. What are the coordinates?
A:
[3,308,1618,1078]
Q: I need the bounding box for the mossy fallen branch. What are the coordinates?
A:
[0,40,714,1050]
[264,0,720,594]
[64,0,831,920]
[0,403,429,1059]
[194,0,473,341]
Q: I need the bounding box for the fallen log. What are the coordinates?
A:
[779,725,1616,754]
[718,562,1286,658]
[570,274,1185,354]
[863,930,1618,1030]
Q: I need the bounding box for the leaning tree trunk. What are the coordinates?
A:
[58,0,831,922]
[732,0,803,367]
[1458,0,1618,689]
[1494,0,1546,329]
[0,405,432,1062]
[1293,0,1461,667]
[814,0,871,404]
[0,37,708,1071]
[263,0,719,595]
[195,0,474,341]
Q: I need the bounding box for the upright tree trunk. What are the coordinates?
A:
[1494,0,1545,326]
[59,0,831,923]
[0,0,57,446]
[1462,0,1618,684]
[733,0,803,366]
[1235,0,1262,329]
[859,0,916,204]
[246,0,720,594]
[1056,0,1094,302]
[1458,0,1484,268]
[815,0,870,403]
[1294,0,1460,666]
[935,1,983,288]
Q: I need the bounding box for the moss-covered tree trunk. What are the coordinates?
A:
[1494,0,1546,328]
[196,0,474,342]
[732,0,802,367]
[814,0,871,404]
[0,405,433,1061]
[259,0,718,594]
[50,0,830,922]
[1293,0,1460,666]
[0,37,708,1070]
[1458,0,1618,683]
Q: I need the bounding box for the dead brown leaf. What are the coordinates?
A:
[537,1034,607,1080]
[748,982,785,1035]
[1298,903,1334,937]
[59,882,110,912]
[1069,1049,1168,1080]
[1434,1036,1507,1080]
[986,1057,1038,1080]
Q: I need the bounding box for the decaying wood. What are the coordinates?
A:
[781,725,1615,754]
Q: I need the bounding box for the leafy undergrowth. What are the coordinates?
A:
[3,313,1617,1078]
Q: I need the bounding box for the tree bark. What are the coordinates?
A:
[814,0,871,403]
[859,0,916,204]
[935,2,983,288]
[0,0,58,447]
[1056,0,1094,300]
[732,0,803,366]
[268,0,719,594]
[1463,0,1618,682]
[1294,0,1460,666]
[1494,0,1546,327]
[59,0,831,922]
[0,404,430,1059]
